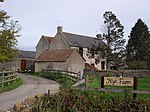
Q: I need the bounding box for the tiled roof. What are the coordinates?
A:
[42,35,53,44]
[63,32,102,48]
[16,50,35,59]
[35,49,75,62]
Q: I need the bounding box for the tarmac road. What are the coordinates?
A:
[0,73,60,110]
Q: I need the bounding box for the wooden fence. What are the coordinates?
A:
[43,69,80,81]
[75,70,150,99]
[0,71,18,88]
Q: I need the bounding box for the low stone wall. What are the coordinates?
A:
[0,60,19,71]
[9,90,58,112]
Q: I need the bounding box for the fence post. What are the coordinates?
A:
[13,72,17,83]
[101,76,104,88]
[8,72,10,85]
[2,73,4,88]
[85,75,88,88]
[133,77,137,100]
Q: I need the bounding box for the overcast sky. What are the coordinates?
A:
[1,0,150,51]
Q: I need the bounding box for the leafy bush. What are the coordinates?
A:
[127,61,149,70]
[32,89,150,112]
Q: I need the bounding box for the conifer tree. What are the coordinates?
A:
[88,11,125,70]
[126,19,150,61]
[126,19,150,69]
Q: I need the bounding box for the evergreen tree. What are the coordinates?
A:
[0,9,21,63]
[88,11,125,70]
[126,19,149,61]
[126,19,150,69]
[103,11,125,69]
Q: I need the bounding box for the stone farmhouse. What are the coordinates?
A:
[35,26,106,73]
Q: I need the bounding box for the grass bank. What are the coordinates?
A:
[33,71,76,88]
[0,78,23,93]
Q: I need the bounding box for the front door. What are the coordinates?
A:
[21,60,26,72]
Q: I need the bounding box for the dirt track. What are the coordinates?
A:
[0,73,60,110]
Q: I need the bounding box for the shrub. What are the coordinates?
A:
[127,61,149,70]
[31,89,150,112]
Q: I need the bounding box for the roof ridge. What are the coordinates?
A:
[63,32,96,39]
[42,35,53,38]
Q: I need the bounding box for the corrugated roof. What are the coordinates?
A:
[35,49,75,62]
[16,50,35,59]
[63,32,101,48]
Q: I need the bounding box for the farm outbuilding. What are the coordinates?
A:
[0,50,35,72]
[16,50,35,72]
[35,49,85,73]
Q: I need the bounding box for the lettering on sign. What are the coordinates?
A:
[104,77,134,86]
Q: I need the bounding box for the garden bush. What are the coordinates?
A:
[31,89,150,112]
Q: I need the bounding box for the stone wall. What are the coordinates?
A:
[49,33,70,51]
[67,50,85,73]
[36,37,49,58]
[0,59,19,71]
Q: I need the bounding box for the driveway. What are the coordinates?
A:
[0,73,60,110]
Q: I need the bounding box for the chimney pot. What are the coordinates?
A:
[57,26,63,33]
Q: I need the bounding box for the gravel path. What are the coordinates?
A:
[0,73,60,110]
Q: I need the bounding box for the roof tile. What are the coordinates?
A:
[42,35,54,44]
[36,49,75,62]
[63,32,101,48]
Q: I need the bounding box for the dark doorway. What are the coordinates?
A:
[21,60,26,72]
[101,61,105,70]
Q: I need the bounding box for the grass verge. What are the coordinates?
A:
[33,71,76,88]
[0,78,23,93]
[88,75,150,99]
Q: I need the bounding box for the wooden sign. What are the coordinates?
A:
[104,77,134,86]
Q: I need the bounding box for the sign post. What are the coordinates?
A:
[104,77,134,86]
[133,77,137,100]
[101,76,104,88]
[102,76,137,99]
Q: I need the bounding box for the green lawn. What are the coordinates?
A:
[0,78,23,93]
[88,76,150,99]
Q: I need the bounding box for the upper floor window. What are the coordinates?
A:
[79,47,83,57]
